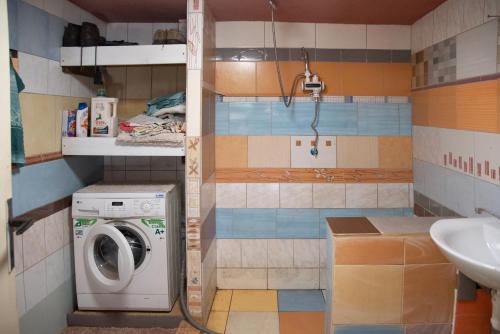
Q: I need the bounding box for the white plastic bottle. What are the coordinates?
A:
[91,97,119,137]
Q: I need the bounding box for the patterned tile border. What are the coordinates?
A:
[413,191,461,218]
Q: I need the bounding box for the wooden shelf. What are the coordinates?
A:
[60,44,186,66]
[62,137,185,157]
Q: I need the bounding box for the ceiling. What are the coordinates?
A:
[71,0,446,24]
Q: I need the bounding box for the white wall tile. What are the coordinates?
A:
[19,52,48,94]
[45,213,64,256]
[265,22,316,48]
[320,268,327,290]
[319,239,326,268]
[22,219,46,269]
[63,244,73,281]
[280,183,313,208]
[216,183,246,208]
[186,69,201,136]
[45,248,65,294]
[217,268,267,289]
[62,207,73,245]
[484,0,500,22]
[24,260,47,311]
[313,184,346,208]
[16,273,26,317]
[474,132,500,184]
[268,239,293,268]
[127,23,153,45]
[217,239,241,267]
[462,0,486,31]
[378,183,410,208]
[14,233,24,273]
[316,23,366,49]
[152,22,180,33]
[291,136,337,168]
[433,1,449,44]
[44,0,64,18]
[345,184,378,208]
[241,239,268,268]
[216,21,265,48]
[247,183,279,208]
[447,0,465,38]
[62,0,82,24]
[293,239,319,268]
[48,60,72,97]
[411,17,424,53]
[440,128,475,174]
[421,11,435,49]
[106,23,128,41]
[268,268,319,289]
[70,75,93,98]
[456,19,497,80]
[366,25,411,50]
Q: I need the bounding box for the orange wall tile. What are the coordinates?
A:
[455,289,492,334]
[256,61,310,97]
[456,80,498,133]
[215,62,256,96]
[337,136,379,168]
[411,89,430,126]
[428,85,457,129]
[342,63,384,96]
[334,236,404,265]
[315,62,343,95]
[215,136,248,168]
[403,264,456,324]
[383,63,412,97]
[379,137,413,169]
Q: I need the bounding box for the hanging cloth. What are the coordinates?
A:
[10,55,25,165]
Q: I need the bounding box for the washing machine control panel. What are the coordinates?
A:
[73,196,165,218]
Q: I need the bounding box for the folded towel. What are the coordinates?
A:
[146,92,186,115]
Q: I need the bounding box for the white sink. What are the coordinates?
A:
[430,217,500,330]
[430,217,500,290]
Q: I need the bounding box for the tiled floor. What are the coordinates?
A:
[207,289,325,334]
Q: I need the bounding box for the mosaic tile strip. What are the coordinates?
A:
[214,48,411,63]
[412,36,457,89]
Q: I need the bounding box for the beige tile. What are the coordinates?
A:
[20,93,56,156]
[216,22,265,48]
[280,183,313,208]
[264,22,315,48]
[404,236,450,265]
[378,183,410,208]
[22,219,46,269]
[125,66,152,99]
[346,184,378,208]
[215,136,248,169]
[241,239,268,268]
[217,268,267,289]
[151,65,179,97]
[207,311,228,334]
[268,268,319,289]
[337,136,379,168]
[333,265,403,324]
[44,213,64,256]
[313,184,346,208]
[226,312,279,334]
[367,25,411,49]
[230,290,278,312]
[267,239,293,268]
[378,136,413,169]
[216,183,246,208]
[403,264,456,324]
[316,23,366,49]
[334,236,404,265]
[293,239,320,268]
[103,66,126,99]
[246,183,280,208]
[217,239,242,268]
[248,136,290,168]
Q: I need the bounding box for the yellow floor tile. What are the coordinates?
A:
[230,290,278,312]
[207,311,228,334]
[212,290,233,312]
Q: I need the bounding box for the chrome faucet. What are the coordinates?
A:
[475,208,500,220]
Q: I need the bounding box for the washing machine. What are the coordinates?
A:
[72,184,180,311]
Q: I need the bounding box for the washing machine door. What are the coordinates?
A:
[84,223,135,292]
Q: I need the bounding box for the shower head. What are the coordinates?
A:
[268,0,277,10]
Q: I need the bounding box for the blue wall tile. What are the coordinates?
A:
[232,209,276,238]
[278,290,325,311]
[272,102,316,135]
[216,208,233,238]
[317,103,358,135]
[17,0,49,58]
[215,102,230,135]
[8,0,18,50]
[47,15,65,61]
[12,157,103,217]
[334,325,404,334]
[358,103,399,135]
[229,102,272,135]
[276,209,319,238]
[399,103,412,135]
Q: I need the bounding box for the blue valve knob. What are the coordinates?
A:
[310,147,318,157]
